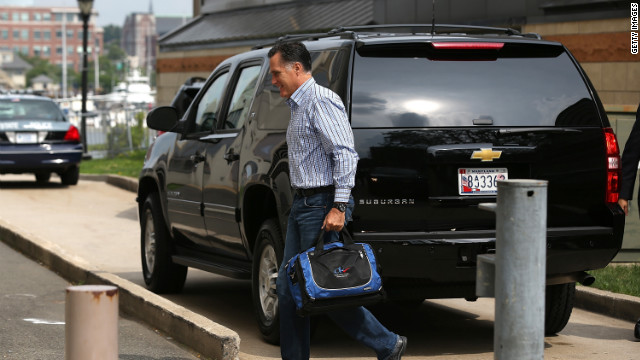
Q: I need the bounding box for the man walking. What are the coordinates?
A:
[270,41,407,360]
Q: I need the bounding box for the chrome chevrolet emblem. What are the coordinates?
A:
[471,148,502,162]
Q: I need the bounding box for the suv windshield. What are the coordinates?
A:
[351,47,600,128]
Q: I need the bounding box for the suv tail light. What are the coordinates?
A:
[603,127,620,203]
[64,125,81,143]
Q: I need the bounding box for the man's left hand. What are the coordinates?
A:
[322,208,345,232]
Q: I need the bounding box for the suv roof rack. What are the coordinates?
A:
[252,23,541,49]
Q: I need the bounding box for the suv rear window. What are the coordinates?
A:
[351,44,601,128]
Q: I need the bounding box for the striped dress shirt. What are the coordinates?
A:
[285,77,359,203]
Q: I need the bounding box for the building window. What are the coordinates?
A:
[67,13,74,22]
[21,46,29,55]
[12,13,19,21]
[67,29,73,38]
[21,13,28,21]
[44,30,51,40]
[34,46,41,57]
[78,30,91,40]
[67,46,73,54]
[1,13,8,21]
[43,46,50,57]
[55,13,62,22]
[34,13,41,21]
[1,29,7,40]
[56,46,63,55]
[13,30,19,39]
[43,13,51,21]
[34,30,41,40]
[56,30,62,38]
[21,29,28,40]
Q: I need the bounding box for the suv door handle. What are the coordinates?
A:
[190,153,206,164]
[224,149,239,163]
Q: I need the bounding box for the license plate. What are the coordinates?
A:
[16,132,38,144]
[458,168,508,195]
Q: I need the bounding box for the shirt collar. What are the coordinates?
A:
[288,77,315,107]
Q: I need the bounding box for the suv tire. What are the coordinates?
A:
[252,218,284,345]
[545,283,575,335]
[141,192,187,293]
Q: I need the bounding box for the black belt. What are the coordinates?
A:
[294,186,335,197]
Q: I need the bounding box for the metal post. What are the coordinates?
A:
[65,285,118,360]
[80,13,89,154]
[494,180,547,360]
[61,12,67,99]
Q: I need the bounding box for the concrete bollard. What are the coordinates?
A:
[494,180,547,360]
[65,285,119,360]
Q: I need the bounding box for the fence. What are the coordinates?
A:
[56,99,156,159]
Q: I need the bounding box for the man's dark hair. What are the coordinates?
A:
[268,41,312,73]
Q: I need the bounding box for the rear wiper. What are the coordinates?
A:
[498,127,582,134]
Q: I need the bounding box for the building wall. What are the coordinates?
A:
[121,13,157,71]
[155,45,251,106]
[524,18,639,109]
[0,6,103,72]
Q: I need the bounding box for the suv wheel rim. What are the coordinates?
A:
[144,210,156,273]
[258,244,278,321]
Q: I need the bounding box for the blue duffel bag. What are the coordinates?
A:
[285,229,385,316]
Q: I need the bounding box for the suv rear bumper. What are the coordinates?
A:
[355,226,623,299]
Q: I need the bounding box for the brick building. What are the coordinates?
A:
[0,5,103,73]
[121,12,156,74]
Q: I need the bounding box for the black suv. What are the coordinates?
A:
[138,25,625,343]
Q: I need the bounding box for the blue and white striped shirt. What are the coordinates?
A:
[285,78,358,203]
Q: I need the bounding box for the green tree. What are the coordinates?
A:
[20,54,61,87]
[103,25,122,45]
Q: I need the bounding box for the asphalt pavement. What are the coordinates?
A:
[0,240,201,360]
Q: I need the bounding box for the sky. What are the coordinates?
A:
[25,0,193,27]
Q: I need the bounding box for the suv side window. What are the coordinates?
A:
[255,46,351,130]
[193,72,229,133]
[222,64,262,130]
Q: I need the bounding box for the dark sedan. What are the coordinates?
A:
[0,95,82,185]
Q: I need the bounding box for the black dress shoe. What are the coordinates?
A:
[388,335,407,360]
[635,319,640,339]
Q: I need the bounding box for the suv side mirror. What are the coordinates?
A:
[146,106,182,133]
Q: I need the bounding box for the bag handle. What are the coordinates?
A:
[314,228,355,255]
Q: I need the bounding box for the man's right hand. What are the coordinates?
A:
[619,198,629,216]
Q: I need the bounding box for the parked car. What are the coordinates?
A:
[138,25,625,344]
[0,94,82,185]
[169,77,207,119]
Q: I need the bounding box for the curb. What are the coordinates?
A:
[575,285,640,323]
[0,175,241,360]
